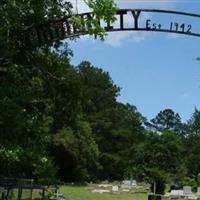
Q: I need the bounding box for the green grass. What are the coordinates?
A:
[5,185,148,200]
[59,185,147,200]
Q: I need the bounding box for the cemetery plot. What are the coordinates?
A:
[164,185,200,200]
[90,180,149,195]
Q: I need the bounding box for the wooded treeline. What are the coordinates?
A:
[1,0,200,195]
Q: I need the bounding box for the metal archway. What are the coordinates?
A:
[25,9,200,45]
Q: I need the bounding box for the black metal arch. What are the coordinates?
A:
[26,9,200,45]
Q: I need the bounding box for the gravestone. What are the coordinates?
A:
[112,186,119,192]
[169,189,184,198]
[122,180,131,185]
[121,180,132,189]
[183,186,192,195]
[132,180,137,186]
[121,180,137,189]
[148,194,162,200]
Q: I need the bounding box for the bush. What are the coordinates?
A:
[33,157,57,185]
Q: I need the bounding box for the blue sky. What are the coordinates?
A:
[67,0,200,122]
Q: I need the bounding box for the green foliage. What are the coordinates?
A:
[150,109,182,133]
[179,177,197,190]
[184,109,200,179]
[188,108,200,135]
[33,158,57,185]
[178,173,200,191]
[128,131,185,194]
[75,61,146,180]
[0,146,22,162]
[82,0,118,39]
[1,0,200,189]
[0,0,118,58]
[85,0,117,22]
[53,121,100,181]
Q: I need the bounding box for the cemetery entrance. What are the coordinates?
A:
[24,9,200,46]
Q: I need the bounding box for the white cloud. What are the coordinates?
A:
[104,11,150,46]
[180,92,190,100]
[91,8,152,46]
[105,31,145,47]
[68,0,90,13]
[166,33,181,39]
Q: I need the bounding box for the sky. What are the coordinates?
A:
[67,0,200,122]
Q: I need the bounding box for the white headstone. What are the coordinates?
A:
[121,180,132,189]
[183,186,192,195]
[122,180,131,185]
[170,190,182,196]
[131,180,137,186]
[197,187,200,194]
[112,186,119,192]
[178,190,184,196]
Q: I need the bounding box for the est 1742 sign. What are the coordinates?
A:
[24,9,200,45]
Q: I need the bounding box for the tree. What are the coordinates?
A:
[96,103,145,180]
[184,109,200,179]
[76,61,146,180]
[150,109,182,133]
[0,0,118,183]
[188,108,200,135]
[53,121,100,182]
[0,54,56,181]
[0,0,117,60]
[73,0,117,39]
[130,131,185,194]
[77,61,120,114]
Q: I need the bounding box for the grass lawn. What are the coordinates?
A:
[59,185,147,200]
